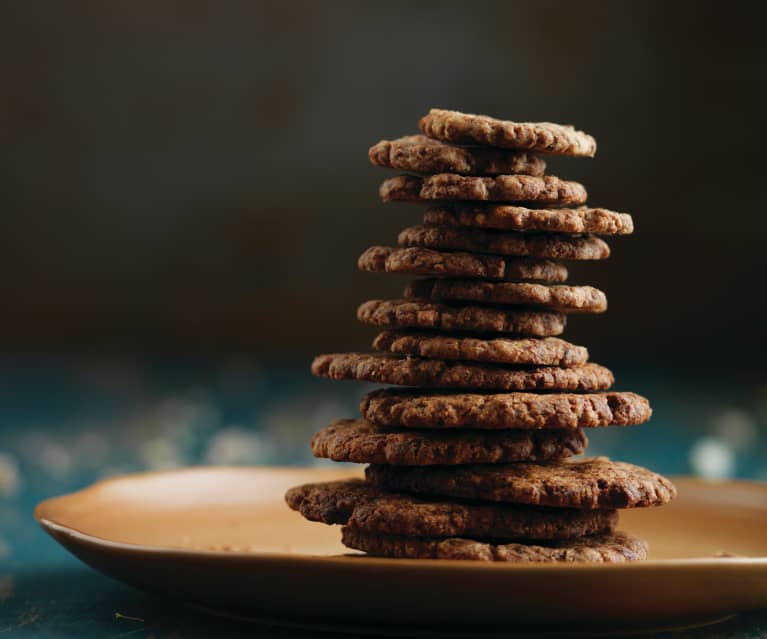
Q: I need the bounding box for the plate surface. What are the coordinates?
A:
[35,466,767,636]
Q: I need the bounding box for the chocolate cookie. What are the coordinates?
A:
[380,174,587,205]
[358,246,568,282]
[399,225,609,260]
[405,279,607,313]
[286,479,617,540]
[342,528,647,562]
[372,331,589,367]
[312,353,614,392]
[368,135,546,176]
[366,458,677,509]
[357,299,566,336]
[310,419,587,465]
[424,204,634,235]
[361,389,652,429]
[419,109,597,157]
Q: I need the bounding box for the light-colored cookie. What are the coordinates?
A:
[419,108,597,156]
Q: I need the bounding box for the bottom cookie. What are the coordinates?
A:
[342,527,648,563]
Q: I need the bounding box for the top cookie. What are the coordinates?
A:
[368,135,546,176]
[420,109,597,157]
[380,174,587,206]
[424,204,634,235]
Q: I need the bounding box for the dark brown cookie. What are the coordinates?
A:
[357,299,566,336]
[368,134,546,176]
[342,528,647,562]
[312,353,614,392]
[405,279,607,313]
[424,204,634,235]
[399,225,610,260]
[380,174,587,205]
[372,331,589,367]
[361,389,652,429]
[358,246,568,282]
[366,458,677,509]
[286,479,617,540]
[419,109,597,157]
[310,419,587,465]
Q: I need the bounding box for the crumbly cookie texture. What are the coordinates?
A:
[424,204,633,235]
[358,246,569,282]
[310,418,587,465]
[372,331,589,367]
[361,389,652,429]
[286,478,617,540]
[357,299,566,336]
[342,528,647,562]
[380,174,587,205]
[398,224,610,260]
[419,109,597,157]
[368,134,546,176]
[405,279,607,313]
[366,458,677,509]
[312,353,614,392]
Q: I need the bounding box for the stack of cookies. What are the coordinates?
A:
[287,109,677,562]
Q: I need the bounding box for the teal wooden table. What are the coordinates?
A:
[1,358,766,637]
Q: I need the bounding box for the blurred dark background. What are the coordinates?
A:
[1,0,765,368]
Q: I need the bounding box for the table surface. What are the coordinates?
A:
[1,358,766,637]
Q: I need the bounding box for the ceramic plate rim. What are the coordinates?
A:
[34,466,767,573]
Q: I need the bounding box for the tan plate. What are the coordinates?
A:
[35,466,767,637]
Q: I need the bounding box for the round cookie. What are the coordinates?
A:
[342,528,647,562]
[312,353,614,392]
[361,389,652,429]
[405,279,607,313]
[286,479,617,540]
[372,332,589,367]
[424,204,634,235]
[380,174,587,205]
[366,458,677,509]
[310,418,587,465]
[419,108,597,157]
[398,225,609,260]
[358,246,568,282]
[357,299,566,336]
[368,134,546,176]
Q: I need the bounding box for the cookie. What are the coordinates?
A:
[424,204,634,235]
[361,389,652,429]
[380,174,587,205]
[368,135,546,176]
[286,479,617,540]
[419,109,597,157]
[312,353,614,392]
[310,418,587,465]
[342,528,647,562]
[358,246,568,282]
[398,225,610,260]
[357,299,566,336]
[366,458,677,509]
[405,279,607,313]
[372,332,589,367]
